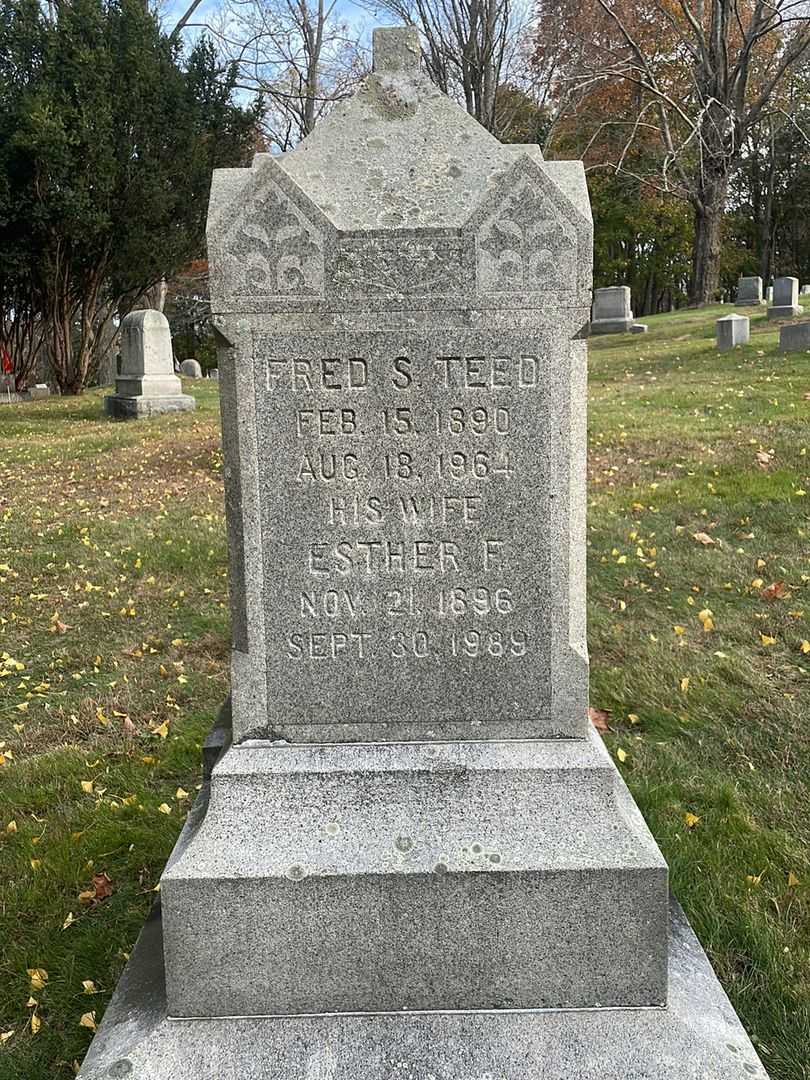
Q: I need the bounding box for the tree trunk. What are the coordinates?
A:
[690,174,728,305]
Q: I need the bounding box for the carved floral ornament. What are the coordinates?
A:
[212,157,585,303]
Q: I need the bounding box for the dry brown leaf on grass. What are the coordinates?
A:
[761,581,788,601]
[588,706,611,733]
[693,532,716,546]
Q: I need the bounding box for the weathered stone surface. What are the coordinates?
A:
[629,322,648,333]
[105,310,195,419]
[209,368,219,380]
[28,383,50,400]
[716,313,749,350]
[779,321,810,351]
[735,276,764,305]
[208,38,591,744]
[180,358,203,378]
[590,285,633,333]
[162,729,668,1015]
[76,895,768,1080]
[768,275,801,319]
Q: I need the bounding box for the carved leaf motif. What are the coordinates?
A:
[477,180,576,293]
[225,179,325,297]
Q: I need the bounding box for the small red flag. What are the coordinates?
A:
[1,347,11,374]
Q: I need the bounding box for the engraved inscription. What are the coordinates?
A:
[254,331,552,727]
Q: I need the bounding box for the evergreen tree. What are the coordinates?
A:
[0,0,258,393]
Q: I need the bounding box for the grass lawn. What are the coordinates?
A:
[0,308,808,1078]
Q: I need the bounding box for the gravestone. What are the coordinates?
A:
[768,276,800,319]
[735,275,764,305]
[779,321,810,351]
[716,313,749,350]
[590,284,634,332]
[801,284,810,295]
[28,383,50,400]
[104,310,195,418]
[180,358,203,378]
[209,368,219,380]
[766,285,773,303]
[78,27,769,1080]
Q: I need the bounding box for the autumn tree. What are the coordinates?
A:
[536,0,810,304]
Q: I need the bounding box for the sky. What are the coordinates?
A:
[161,0,381,43]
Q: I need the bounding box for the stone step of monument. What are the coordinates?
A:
[161,731,668,1017]
[75,898,767,1080]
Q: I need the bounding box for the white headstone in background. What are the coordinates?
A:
[104,310,195,418]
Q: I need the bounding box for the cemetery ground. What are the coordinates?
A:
[0,311,808,1079]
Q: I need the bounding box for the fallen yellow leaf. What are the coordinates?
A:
[81,980,97,995]
[760,634,776,646]
[684,812,700,829]
[27,969,48,991]
[801,640,810,654]
[30,1013,40,1035]
[788,871,800,888]
[158,803,171,815]
[680,676,690,692]
[78,1012,96,1031]
[617,747,628,763]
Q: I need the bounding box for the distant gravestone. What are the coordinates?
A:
[209,368,219,381]
[104,310,195,419]
[591,285,634,333]
[801,284,810,296]
[180,358,203,378]
[716,313,749,351]
[766,285,773,303]
[768,276,800,319]
[28,384,50,400]
[735,276,764,305]
[780,321,810,351]
[78,25,771,1080]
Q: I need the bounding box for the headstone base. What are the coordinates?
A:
[104,393,196,419]
[735,299,765,307]
[160,731,668,1017]
[767,305,802,319]
[590,317,634,334]
[630,322,648,333]
[76,897,767,1080]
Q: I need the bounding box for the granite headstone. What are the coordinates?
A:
[716,313,749,350]
[104,310,195,418]
[78,26,770,1080]
[180,358,203,378]
[735,275,764,305]
[590,285,634,333]
[780,321,810,351]
[768,276,800,319]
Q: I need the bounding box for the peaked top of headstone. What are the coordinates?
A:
[267,25,543,232]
